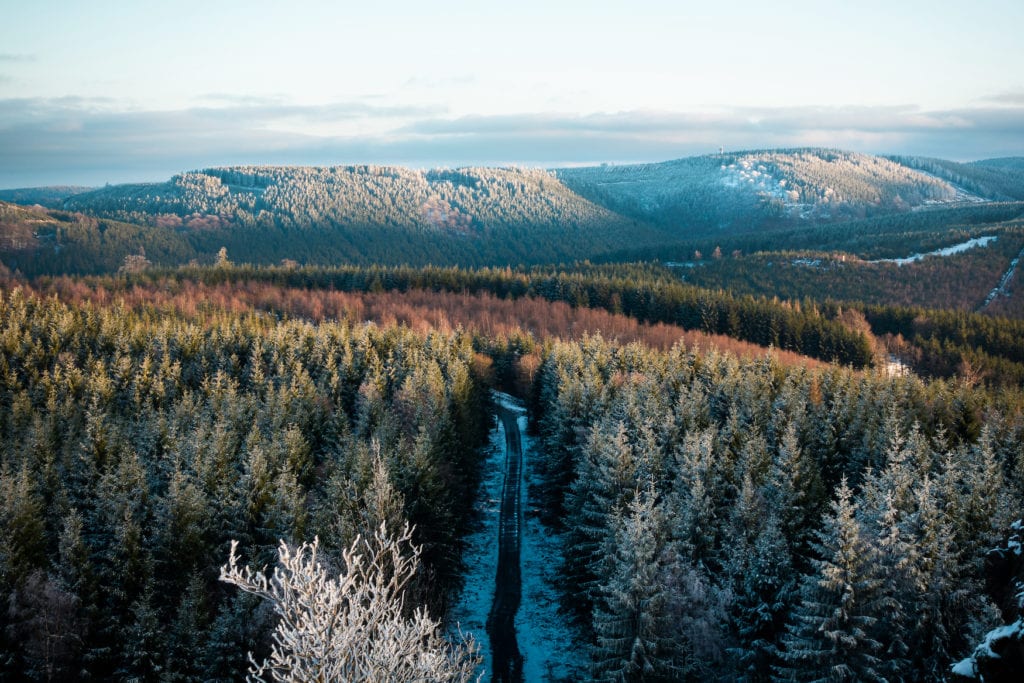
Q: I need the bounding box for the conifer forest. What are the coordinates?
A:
[1,149,1024,682]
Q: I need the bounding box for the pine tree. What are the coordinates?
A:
[591,486,682,682]
[670,428,720,564]
[909,475,983,680]
[563,421,638,619]
[767,422,825,559]
[728,505,796,682]
[776,478,886,682]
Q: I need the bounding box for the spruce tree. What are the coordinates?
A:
[591,486,682,682]
[776,478,886,682]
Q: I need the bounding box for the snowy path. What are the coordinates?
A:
[449,392,586,682]
[487,404,525,682]
[980,245,1024,310]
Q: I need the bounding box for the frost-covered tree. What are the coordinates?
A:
[564,421,639,617]
[591,486,682,682]
[219,523,480,682]
[951,520,1024,682]
[776,478,887,682]
[727,501,796,682]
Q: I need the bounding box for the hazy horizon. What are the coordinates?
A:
[2,146,1022,193]
[2,0,1023,187]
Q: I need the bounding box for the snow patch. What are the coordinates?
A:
[493,390,527,415]
[447,414,505,678]
[909,167,989,207]
[885,354,910,378]
[869,236,997,266]
[518,416,588,682]
[449,390,585,681]
[951,657,977,678]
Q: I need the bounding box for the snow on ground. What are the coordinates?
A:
[982,245,1023,309]
[450,390,587,682]
[447,410,505,678]
[517,411,588,682]
[885,354,910,378]
[910,168,989,207]
[869,235,997,266]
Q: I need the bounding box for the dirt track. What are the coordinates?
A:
[486,406,524,682]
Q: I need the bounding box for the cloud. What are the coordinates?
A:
[0,53,35,63]
[980,89,1024,105]
[2,98,1023,187]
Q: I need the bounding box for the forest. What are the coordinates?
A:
[4,149,1021,276]
[0,258,1022,680]
[1,148,1024,681]
[0,285,493,680]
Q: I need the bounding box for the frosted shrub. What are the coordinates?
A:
[220,523,480,682]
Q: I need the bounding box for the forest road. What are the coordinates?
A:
[486,405,524,683]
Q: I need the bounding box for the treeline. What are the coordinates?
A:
[676,228,1024,314]
[530,334,1024,681]
[0,288,492,680]
[56,166,664,268]
[30,277,826,370]
[105,262,877,368]
[26,261,1024,385]
[600,202,1024,264]
[558,148,989,237]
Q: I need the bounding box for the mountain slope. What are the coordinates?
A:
[0,201,195,276]
[61,166,667,267]
[557,148,1001,237]
[887,155,1024,201]
[0,186,96,208]
[8,150,1024,275]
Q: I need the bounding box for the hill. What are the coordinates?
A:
[556,148,1002,237]
[0,201,195,276]
[59,166,666,267]
[5,150,1024,274]
[886,155,1024,201]
[0,185,96,208]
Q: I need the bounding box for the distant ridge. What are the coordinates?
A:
[2,149,1023,274]
[0,185,96,208]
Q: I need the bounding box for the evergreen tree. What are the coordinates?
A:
[563,421,639,619]
[776,478,887,682]
[591,486,682,682]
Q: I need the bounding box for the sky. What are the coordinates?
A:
[1,0,1023,187]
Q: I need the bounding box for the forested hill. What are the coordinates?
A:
[59,166,665,268]
[556,148,1018,235]
[0,185,95,208]
[5,150,1024,273]
[887,155,1024,202]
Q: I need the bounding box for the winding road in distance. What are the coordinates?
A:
[486,404,525,683]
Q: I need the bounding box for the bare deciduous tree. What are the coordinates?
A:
[220,523,480,683]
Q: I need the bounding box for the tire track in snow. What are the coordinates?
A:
[487,404,525,682]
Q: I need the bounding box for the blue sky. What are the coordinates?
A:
[1,0,1022,186]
